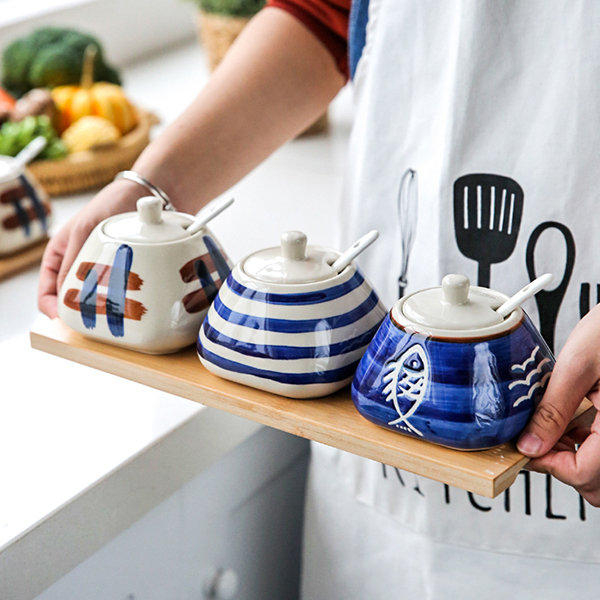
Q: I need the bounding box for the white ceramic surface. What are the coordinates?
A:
[58,197,232,353]
[0,156,51,256]
[392,273,525,338]
[198,231,387,398]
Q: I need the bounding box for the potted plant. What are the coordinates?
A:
[192,0,328,135]
[194,0,265,69]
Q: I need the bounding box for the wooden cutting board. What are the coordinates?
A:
[0,240,46,281]
[30,318,594,498]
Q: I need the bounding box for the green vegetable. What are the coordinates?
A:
[28,46,82,89]
[1,27,121,97]
[2,40,34,98]
[0,115,68,160]
[193,0,265,17]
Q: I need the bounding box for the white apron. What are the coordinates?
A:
[302,1,600,597]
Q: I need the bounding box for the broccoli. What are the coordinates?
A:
[2,40,34,98]
[1,27,121,97]
[29,46,82,89]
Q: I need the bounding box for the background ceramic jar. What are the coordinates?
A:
[0,156,51,256]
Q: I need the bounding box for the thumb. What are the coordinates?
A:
[56,220,96,297]
[517,351,595,457]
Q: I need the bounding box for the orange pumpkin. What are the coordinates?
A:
[51,46,138,135]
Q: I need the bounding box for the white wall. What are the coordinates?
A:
[0,0,198,69]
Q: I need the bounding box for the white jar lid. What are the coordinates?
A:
[103,196,192,243]
[401,274,508,331]
[242,231,338,284]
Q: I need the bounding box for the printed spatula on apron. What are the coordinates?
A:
[453,174,524,287]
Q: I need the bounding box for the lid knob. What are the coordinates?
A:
[137,196,163,225]
[281,231,307,261]
[441,274,470,305]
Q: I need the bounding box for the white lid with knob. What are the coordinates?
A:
[102,196,192,243]
[242,231,338,284]
[394,273,554,337]
[398,274,510,333]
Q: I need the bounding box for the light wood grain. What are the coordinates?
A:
[30,318,594,498]
[0,240,46,281]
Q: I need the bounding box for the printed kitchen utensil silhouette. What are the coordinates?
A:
[525,221,575,354]
[397,168,418,298]
[579,283,600,319]
[453,174,524,287]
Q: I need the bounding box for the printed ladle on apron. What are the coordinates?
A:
[352,273,555,450]
[58,196,234,353]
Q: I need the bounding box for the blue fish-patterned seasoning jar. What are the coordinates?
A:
[352,274,555,450]
[198,231,387,398]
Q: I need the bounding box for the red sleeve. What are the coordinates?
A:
[266,0,351,80]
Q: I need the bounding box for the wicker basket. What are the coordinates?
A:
[28,110,159,197]
[196,10,328,135]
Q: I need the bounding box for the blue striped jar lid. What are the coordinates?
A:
[242,231,339,284]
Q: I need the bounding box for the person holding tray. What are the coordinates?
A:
[38,1,600,598]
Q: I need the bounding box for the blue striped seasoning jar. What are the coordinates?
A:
[198,231,387,398]
[352,274,555,450]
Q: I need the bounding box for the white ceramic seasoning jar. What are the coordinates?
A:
[58,196,232,354]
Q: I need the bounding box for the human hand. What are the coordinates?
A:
[517,304,600,506]
[37,180,145,318]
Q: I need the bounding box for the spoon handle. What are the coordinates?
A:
[14,136,47,168]
[331,230,379,273]
[495,272,554,318]
[186,197,234,235]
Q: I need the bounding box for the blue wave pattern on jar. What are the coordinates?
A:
[198,267,387,397]
[351,312,555,449]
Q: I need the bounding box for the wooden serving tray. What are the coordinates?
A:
[0,240,46,281]
[30,318,593,498]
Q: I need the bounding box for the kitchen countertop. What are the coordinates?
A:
[0,40,352,597]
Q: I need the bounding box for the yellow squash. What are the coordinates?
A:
[61,115,120,153]
[51,46,138,135]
